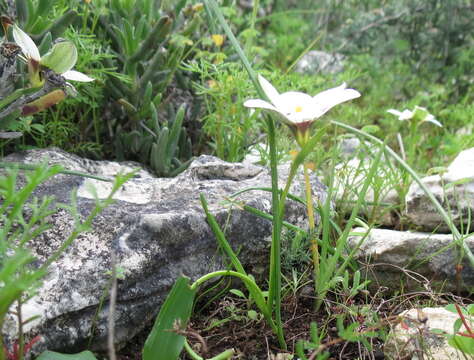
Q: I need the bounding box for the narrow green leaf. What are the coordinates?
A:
[36,0,55,17]
[0,87,40,110]
[142,276,196,360]
[142,82,153,110]
[167,105,185,160]
[448,335,474,355]
[199,195,276,331]
[16,0,29,24]
[36,351,97,360]
[167,157,193,177]
[152,127,170,175]
[128,16,172,64]
[200,194,246,275]
[34,10,77,41]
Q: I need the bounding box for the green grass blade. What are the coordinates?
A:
[316,143,384,310]
[200,194,247,274]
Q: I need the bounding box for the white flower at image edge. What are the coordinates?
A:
[387,106,442,127]
[12,24,94,82]
[244,75,361,129]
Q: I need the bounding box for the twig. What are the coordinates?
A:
[174,327,209,357]
[454,303,473,336]
[16,299,24,360]
[107,251,117,360]
[335,9,411,52]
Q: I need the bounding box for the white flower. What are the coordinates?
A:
[12,24,94,84]
[387,106,442,127]
[244,74,361,128]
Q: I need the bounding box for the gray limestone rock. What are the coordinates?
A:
[405,147,474,232]
[1,148,327,354]
[295,50,345,75]
[348,227,474,293]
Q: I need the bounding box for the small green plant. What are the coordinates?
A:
[89,0,203,176]
[295,322,330,360]
[387,105,442,169]
[0,163,133,360]
[114,100,193,177]
[185,60,261,162]
[0,0,78,42]
[441,303,474,357]
[338,269,371,303]
[295,315,381,360]
[0,19,94,148]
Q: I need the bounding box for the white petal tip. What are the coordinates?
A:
[243,99,275,110]
[387,109,401,116]
[62,70,94,82]
[427,118,442,127]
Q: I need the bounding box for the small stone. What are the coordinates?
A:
[295,50,345,75]
[406,147,474,232]
[385,307,470,360]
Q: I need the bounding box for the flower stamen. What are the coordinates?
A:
[295,106,303,113]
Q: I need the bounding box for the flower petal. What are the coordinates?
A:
[257,74,280,105]
[278,91,314,108]
[244,99,295,127]
[12,24,40,61]
[62,70,94,82]
[424,115,442,127]
[243,98,277,111]
[312,83,360,117]
[387,109,403,117]
[398,109,413,120]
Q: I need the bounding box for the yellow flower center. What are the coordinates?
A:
[295,105,303,113]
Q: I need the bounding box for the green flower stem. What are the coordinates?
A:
[190,270,278,336]
[203,0,286,349]
[304,162,319,281]
[0,162,113,182]
[332,120,474,268]
[266,116,287,350]
[240,203,306,234]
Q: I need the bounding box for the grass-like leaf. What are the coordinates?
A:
[142,276,197,360]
